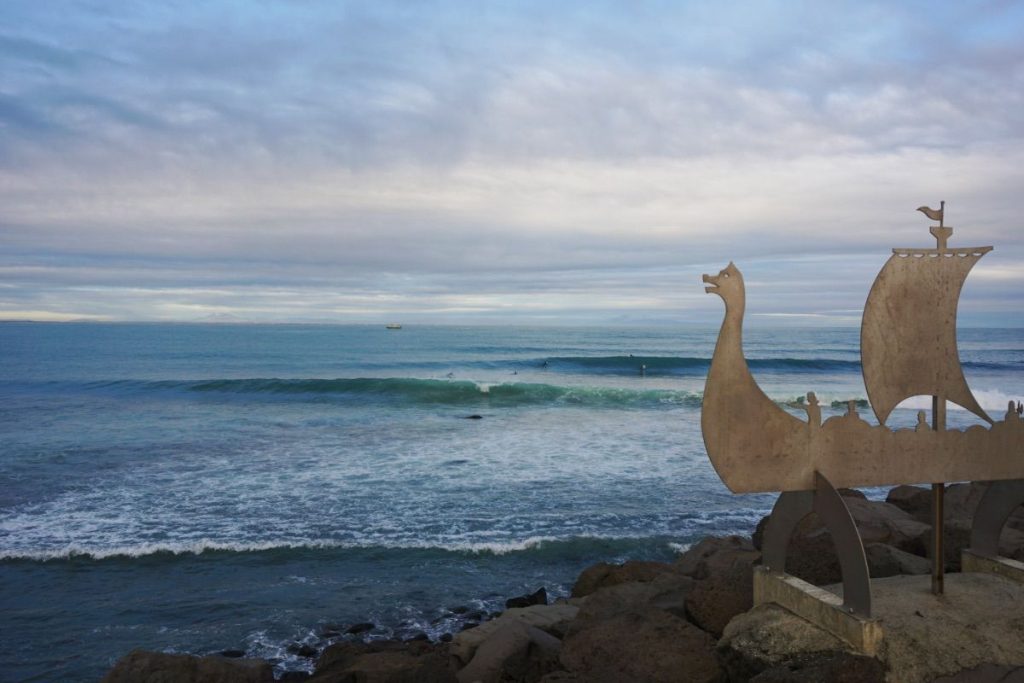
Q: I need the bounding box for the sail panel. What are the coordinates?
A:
[861,250,991,425]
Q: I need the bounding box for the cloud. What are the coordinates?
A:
[1,1,1023,323]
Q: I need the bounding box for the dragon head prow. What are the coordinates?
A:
[702,262,743,299]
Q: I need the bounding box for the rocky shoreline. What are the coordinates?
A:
[102,482,1024,683]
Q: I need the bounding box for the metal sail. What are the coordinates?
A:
[861,242,992,426]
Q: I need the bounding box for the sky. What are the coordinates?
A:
[2,1,1024,325]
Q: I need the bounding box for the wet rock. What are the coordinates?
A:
[505,586,547,609]
[571,560,676,598]
[560,606,720,683]
[102,649,274,683]
[346,622,375,635]
[279,672,312,682]
[455,619,561,683]
[406,632,429,642]
[287,643,318,658]
[220,649,246,658]
[464,415,483,420]
[440,634,453,643]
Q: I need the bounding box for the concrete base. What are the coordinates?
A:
[750,571,1024,683]
[962,549,1024,583]
[753,567,882,655]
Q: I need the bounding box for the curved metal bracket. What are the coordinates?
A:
[970,479,1024,558]
[760,472,872,618]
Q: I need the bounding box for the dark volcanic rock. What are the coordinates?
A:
[864,542,930,578]
[675,535,758,579]
[102,649,274,683]
[311,640,454,683]
[345,621,375,635]
[560,606,720,683]
[287,643,318,658]
[505,586,547,609]
[684,552,759,637]
[751,651,886,682]
[570,573,694,632]
[571,560,675,598]
[455,620,561,683]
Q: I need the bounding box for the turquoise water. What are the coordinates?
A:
[1,323,1021,681]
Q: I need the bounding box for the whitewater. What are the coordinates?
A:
[0,323,1021,681]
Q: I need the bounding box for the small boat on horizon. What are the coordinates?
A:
[385,323,402,329]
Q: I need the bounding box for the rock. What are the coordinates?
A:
[310,640,454,683]
[930,663,1024,682]
[440,634,453,643]
[287,643,318,658]
[886,484,931,519]
[717,604,850,681]
[464,415,483,419]
[864,543,930,578]
[751,498,931,586]
[455,620,561,683]
[450,604,578,667]
[570,573,694,631]
[406,632,429,642]
[505,587,547,609]
[560,606,720,683]
[570,560,676,598]
[750,651,886,682]
[102,649,274,683]
[220,649,246,658]
[675,535,758,579]
[684,550,758,637]
[279,672,312,682]
[837,488,867,500]
[346,621,375,635]
[538,673,581,682]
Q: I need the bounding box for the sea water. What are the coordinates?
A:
[1,323,1021,681]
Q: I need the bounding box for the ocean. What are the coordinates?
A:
[1,322,1021,681]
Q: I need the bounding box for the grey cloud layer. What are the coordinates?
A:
[1,1,1023,322]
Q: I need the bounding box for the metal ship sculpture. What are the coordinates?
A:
[700,203,1024,634]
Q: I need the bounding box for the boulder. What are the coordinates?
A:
[506,587,547,609]
[560,607,720,683]
[864,543,930,578]
[310,640,454,683]
[571,560,675,598]
[450,604,579,667]
[675,535,758,580]
[750,651,886,682]
[930,663,1024,682]
[751,499,930,586]
[886,485,931,519]
[717,603,850,681]
[684,559,756,637]
[569,573,694,631]
[455,620,561,683]
[102,649,274,683]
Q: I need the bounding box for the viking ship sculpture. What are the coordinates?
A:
[700,204,1024,647]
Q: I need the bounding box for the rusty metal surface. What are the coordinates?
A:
[969,480,1024,558]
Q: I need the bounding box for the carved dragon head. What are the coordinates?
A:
[702,262,743,301]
